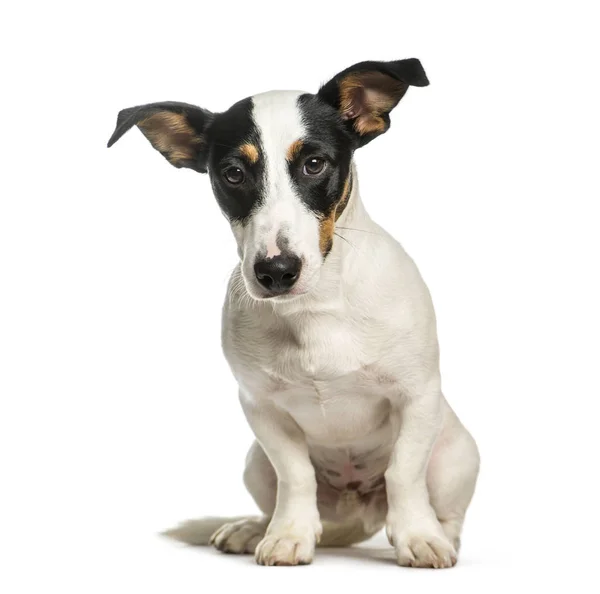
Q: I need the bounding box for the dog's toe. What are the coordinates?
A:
[393,533,457,568]
[210,518,268,554]
[254,533,315,566]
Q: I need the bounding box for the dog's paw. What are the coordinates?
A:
[209,517,268,554]
[387,524,457,568]
[254,519,321,566]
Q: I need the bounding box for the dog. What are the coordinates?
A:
[108,58,480,568]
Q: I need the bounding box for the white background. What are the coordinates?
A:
[1,1,599,592]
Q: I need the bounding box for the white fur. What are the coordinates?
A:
[234,91,324,301]
[171,92,480,567]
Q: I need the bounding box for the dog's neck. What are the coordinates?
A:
[268,162,373,317]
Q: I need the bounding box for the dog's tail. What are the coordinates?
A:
[162,517,378,547]
[161,516,249,545]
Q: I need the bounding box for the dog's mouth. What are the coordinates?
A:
[245,281,311,302]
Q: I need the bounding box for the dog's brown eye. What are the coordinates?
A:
[223,166,245,185]
[303,157,326,176]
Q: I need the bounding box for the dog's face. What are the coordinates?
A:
[108,60,428,300]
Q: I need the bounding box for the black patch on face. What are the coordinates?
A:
[206,98,264,222]
[290,94,355,219]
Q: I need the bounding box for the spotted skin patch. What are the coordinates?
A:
[346,481,362,490]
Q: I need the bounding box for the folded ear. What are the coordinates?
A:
[318,58,429,146]
[107,102,214,173]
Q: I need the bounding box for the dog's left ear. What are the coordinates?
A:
[318,58,429,146]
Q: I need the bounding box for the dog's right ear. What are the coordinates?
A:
[107,102,214,173]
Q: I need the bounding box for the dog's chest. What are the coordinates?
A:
[273,313,363,379]
[235,310,400,444]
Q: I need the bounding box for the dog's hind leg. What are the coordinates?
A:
[426,407,480,553]
[242,440,278,515]
[210,440,279,553]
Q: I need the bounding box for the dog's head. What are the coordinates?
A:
[108,59,428,301]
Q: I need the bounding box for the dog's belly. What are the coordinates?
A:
[310,435,391,523]
[309,432,392,493]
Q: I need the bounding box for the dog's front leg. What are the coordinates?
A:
[240,394,321,566]
[385,376,457,568]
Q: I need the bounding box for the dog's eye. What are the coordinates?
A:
[303,157,326,176]
[223,166,245,186]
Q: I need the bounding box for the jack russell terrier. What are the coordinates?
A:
[108,58,480,568]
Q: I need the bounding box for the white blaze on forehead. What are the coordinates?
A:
[250,91,310,257]
[251,90,306,167]
[236,91,327,298]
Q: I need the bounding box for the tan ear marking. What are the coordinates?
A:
[138,112,202,165]
[339,71,407,136]
[354,116,386,135]
[239,143,260,164]
[286,139,304,162]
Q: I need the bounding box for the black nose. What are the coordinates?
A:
[254,254,302,294]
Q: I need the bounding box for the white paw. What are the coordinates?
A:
[387,524,457,568]
[209,517,268,554]
[254,520,321,566]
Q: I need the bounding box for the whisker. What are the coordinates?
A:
[211,141,249,151]
[334,231,357,250]
[336,226,382,236]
